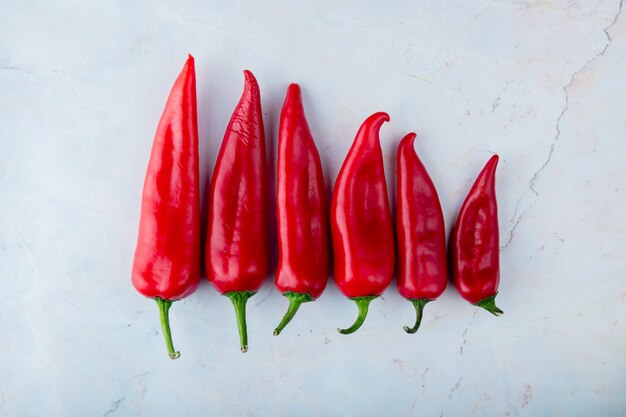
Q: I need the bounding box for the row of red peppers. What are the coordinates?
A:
[132,56,502,359]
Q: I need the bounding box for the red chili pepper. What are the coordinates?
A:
[331,112,395,334]
[131,55,200,359]
[396,133,447,333]
[205,70,268,352]
[451,155,503,315]
[273,84,329,336]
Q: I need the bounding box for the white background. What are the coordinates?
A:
[1,1,626,416]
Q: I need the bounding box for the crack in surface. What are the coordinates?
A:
[460,311,478,355]
[102,397,125,417]
[448,1,494,39]
[1,66,28,72]
[14,225,34,257]
[502,0,623,250]
[447,377,463,400]
[408,367,431,415]
[252,288,274,309]
[400,71,465,97]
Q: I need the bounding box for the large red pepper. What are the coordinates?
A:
[396,133,447,333]
[205,70,268,352]
[131,55,200,359]
[273,84,329,336]
[331,112,395,334]
[451,155,503,315]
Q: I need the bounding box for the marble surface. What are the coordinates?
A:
[1,0,625,416]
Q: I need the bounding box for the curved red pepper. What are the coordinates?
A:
[331,112,395,334]
[205,70,268,352]
[273,84,329,336]
[396,133,447,333]
[451,155,502,315]
[131,55,200,359]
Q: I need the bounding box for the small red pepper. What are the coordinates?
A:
[331,112,395,334]
[451,155,503,315]
[131,55,200,359]
[396,133,447,333]
[205,70,268,352]
[273,84,329,336]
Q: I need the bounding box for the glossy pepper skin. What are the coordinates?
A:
[396,133,447,333]
[205,70,268,352]
[131,55,200,359]
[451,155,502,315]
[273,84,329,336]
[331,112,395,334]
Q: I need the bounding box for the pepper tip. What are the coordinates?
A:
[169,351,181,360]
[243,69,257,83]
[241,345,248,353]
[401,132,417,147]
[286,83,301,98]
[374,111,390,123]
[185,54,195,71]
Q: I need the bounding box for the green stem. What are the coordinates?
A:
[403,299,431,334]
[273,292,314,336]
[155,297,180,360]
[225,291,256,352]
[337,295,378,335]
[474,294,503,316]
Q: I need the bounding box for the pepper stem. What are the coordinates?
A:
[225,291,256,352]
[403,299,431,334]
[337,295,378,335]
[155,297,180,360]
[474,294,503,316]
[273,291,314,336]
